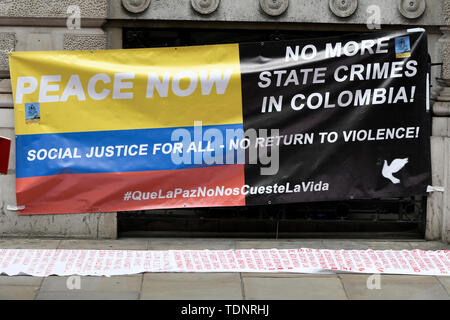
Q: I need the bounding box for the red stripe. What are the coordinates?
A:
[17,165,246,215]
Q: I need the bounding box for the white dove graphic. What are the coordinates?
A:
[382,158,409,184]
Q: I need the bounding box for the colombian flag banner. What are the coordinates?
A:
[10,30,431,214]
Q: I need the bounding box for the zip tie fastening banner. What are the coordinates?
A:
[427,186,445,193]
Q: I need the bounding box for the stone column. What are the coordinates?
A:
[426,0,450,242]
[0,0,117,239]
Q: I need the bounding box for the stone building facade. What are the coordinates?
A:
[0,0,449,242]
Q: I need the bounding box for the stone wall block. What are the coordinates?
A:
[0,0,107,19]
[0,32,15,72]
[63,33,107,51]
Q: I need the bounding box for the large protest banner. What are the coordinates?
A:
[9,29,431,214]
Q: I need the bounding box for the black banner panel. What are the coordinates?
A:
[240,30,431,205]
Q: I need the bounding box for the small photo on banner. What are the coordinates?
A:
[0,136,11,175]
[25,103,40,124]
[395,36,411,58]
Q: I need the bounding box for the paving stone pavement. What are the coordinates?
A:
[0,238,448,300]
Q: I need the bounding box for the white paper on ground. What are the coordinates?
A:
[0,248,448,277]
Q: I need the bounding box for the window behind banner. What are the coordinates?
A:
[118,27,428,239]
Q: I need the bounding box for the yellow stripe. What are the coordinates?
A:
[10,44,243,135]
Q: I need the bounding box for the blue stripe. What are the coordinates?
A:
[16,124,245,178]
